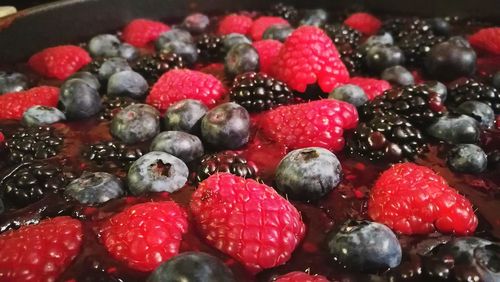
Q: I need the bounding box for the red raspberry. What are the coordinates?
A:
[190,173,305,273]
[122,18,170,47]
[344,12,381,36]
[0,216,83,282]
[260,99,358,151]
[275,271,330,282]
[250,16,289,41]
[147,69,226,112]
[348,77,391,100]
[28,45,91,80]
[368,163,478,235]
[253,39,283,75]
[274,26,349,94]
[0,86,59,120]
[217,14,253,35]
[469,27,500,55]
[100,201,188,271]
[0,132,4,143]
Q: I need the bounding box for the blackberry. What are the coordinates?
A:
[5,126,63,163]
[99,96,138,120]
[339,47,365,76]
[229,72,295,112]
[83,58,107,75]
[360,85,446,128]
[82,141,143,168]
[196,34,225,62]
[323,24,362,50]
[382,17,433,42]
[448,79,500,114]
[347,112,427,161]
[0,162,76,207]
[196,151,257,182]
[270,3,299,24]
[399,33,445,66]
[132,51,184,82]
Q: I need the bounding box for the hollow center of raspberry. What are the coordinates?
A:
[151,160,172,177]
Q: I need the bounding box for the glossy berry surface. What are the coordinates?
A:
[5,126,63,163]
[195,151,258,182]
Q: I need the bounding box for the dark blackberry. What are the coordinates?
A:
[99,96,138,120]
[339,47,365,76]
[323,24,362,50]
[399,33,445,66]
[83,58,107,75]
[229,72,295,112]
[196,34,225,62]
[448,79,500,114]
[360,85,446,128]
[382,17,433,41]
[270,3,299,24]
[82,141,143,169]
[5,126,63,163]
[0,162,76,207]
[347,112,427,161]
[196,151,258,182]
[132,51,184,82]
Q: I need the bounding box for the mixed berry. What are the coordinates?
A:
[0,3,499,282]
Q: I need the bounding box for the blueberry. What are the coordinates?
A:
[224,43,259,77]
[156,28,194,50]
[0,198,3,215]
[110,104,160,144]
[299,9,328,26]
[492,71,500,89]
[127,151,188,195]
[148,252,235,282]
[366,44,405,73]
[488,150,500,169]
[456,101,495,128]
[22,106,66,126]
[420,80,447,101]
[327,220,402,272]
[163,99,208,134]
[426,114,480,144]
[64,171,124,205]
[381,65,414,86]
[447,144,487,173]
[0,71,28,94]
[364,32,394,46]
[425,37,476,81]
[107,70,148,99]
[222,34,252,52]
[59,78,102,120]
[262,24,294,42]
[150,131,204,163]
[201,102,250,149]
[68,71,101,90]
[118,43,139,61]
[182,13,210,34]
[275,147,342,201]
[429,17,451,36]
[328,84,368,107]
[159,40,199,65]
[98,57,132,81]
[88,34,121,58]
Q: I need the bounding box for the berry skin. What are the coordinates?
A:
[262,24,294,42]
[60,78,102,120]
[155,28,194,49]
[456,101,495,128]
[348,77,391,100]
[190,173,306,273]
[398,33,445,67]
[132,51,185,83]
[99,96,137,120]
[427,114,481,144]
[28,45,91,80]
[368,163,478,235]
[107,70,149,99]
[249,16,289,41]
[65,172,124,205]
[328,84,368,107]
[196,34,225,62]
[260,99,358,151]
[448,78,500,114]
[222,33,252,51]
[274,271,329,282]
[274,26,349,93]
[100,202,188,271]
[326,220,402,271]
[127,151,189,195]
[217,14,253,35]
[110,104,160,144]
[270,3,299,24]
[229,72,294,112]
[150,131,204,163]
[82,141,144,168]
[163,99,208,134]
[0,216,83,282]
[182,13,210,34]
[122,18,170,47]
[88,34,121,58]
[425,37,477,81]
[22,106,66,126]
[275,147,342,201]
[323,24,362,50]
[344,13,382,36]
[158,38,199,65]
[447,144,488,174]
[147,69,226,112]
[97,57,132,81]
[0,71,28,94]
[5,126,63,164]
[469,27,500,55]
[365,44,405,73]
[68,71,101,90]
[252,39,283,75]
[0,86,59,120]
[195,151,258,182]
[148,252,235,282]
[381,65,415,86]
[224,43,260,77]
[299,9,328,27]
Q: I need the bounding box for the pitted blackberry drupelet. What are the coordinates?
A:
[399,33,445,66]
[323,24,362,50]
[5,126,63,163]
[82,141,143,168]
[132,51,184,82]
[195,151,258,182]
[448,79,500,114]
[99,96,138,120]
[270,2,299,24]
[196,34,225,62]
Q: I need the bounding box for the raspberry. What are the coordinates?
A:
[146,69,226,112]
[344,12,382,36]
[275,271,330,282]
[190,173,305,273]
[368,163,478,235]
[348,77,391,100]
[260,99,358,151]
[0,86,59,120]
[0,216,83,281]
[217,14,253,35]
[274,26,349,94]
[249,16,289,41]
[122,18,170,47]
[469,27,500,55]
[28,45,91,80]
[100,201,188,271]
[252,40,283,75]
